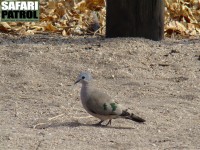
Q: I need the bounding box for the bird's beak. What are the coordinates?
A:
[74,79,81,84]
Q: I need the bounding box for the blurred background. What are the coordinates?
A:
[0,0,199,38]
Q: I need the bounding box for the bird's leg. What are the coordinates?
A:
[93,120,104,126]
[105,119,112,126]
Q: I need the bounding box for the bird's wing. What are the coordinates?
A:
[86,89,122,116]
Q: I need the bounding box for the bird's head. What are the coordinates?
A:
[74,72,92,84]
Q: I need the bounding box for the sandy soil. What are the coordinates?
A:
[0,33,200,150]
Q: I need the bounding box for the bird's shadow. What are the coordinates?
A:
[33,120,136,130]
[65,121,136,129]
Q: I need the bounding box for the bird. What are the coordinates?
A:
[74,72,145,126]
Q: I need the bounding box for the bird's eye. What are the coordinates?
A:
[82,76,85,79]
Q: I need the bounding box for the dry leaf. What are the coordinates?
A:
[0,22,11,32]
[62,29,67,36]
[44,23,57,32]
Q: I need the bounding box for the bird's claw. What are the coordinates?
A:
[105,119,112,126]
[93,120,104,126]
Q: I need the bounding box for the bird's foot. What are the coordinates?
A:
[93,120,104,126]
[105,119,112,126]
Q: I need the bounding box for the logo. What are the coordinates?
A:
[0,0,39,22]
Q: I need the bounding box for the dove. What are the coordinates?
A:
[74,72,145,126]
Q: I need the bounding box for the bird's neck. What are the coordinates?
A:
[81,82,89,97]
[82,81,89,88]
[80,82,90,110]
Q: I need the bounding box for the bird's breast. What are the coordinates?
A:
[80,85,90,111]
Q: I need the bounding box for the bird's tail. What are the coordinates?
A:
[120,109,145,123]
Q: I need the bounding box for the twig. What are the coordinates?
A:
[48,113,65,121]
[14,102,18,117]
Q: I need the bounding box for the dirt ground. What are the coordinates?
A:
[0,33,199,150]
